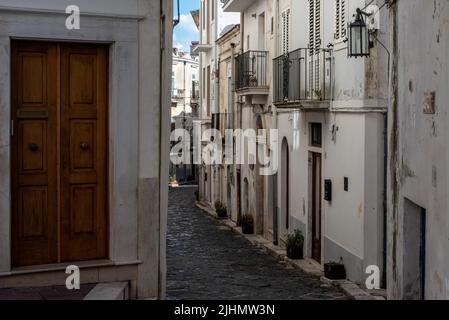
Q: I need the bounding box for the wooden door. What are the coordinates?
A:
[311,152,322,263]
[59,43,108,262]
[11,42,58,267]
[11,41,108,267]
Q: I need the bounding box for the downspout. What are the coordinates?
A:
[272,0,280,246]
[198,4,204,200]
[214,1,219,115]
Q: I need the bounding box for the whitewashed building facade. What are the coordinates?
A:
[387,0,449,300]
[223,0,390,285]
[195,0,239,206]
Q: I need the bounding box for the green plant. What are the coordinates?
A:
[286,230,304,250]
[286,230,304,260]
[214,201,228,218]
[214,201,223,211]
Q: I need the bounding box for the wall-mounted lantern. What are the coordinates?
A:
[348,8,370,58]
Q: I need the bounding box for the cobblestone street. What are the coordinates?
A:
[167,186,347,300]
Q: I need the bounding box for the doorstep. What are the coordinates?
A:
[195,202,384,300]
[84,282,129,300]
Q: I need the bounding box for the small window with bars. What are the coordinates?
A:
[334,0,347,41]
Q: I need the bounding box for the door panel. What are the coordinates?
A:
[19,121,47,173]
[12,41,58,267]
[12,41,108,267]
[70,120,96,171]
[60,43,108,262]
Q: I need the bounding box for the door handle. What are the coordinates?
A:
[80,142,90,150]
[29,143,39,152]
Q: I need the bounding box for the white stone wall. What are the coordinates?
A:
[388,0,449,300]
[0,0,171,299]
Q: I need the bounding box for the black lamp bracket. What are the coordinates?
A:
[356,8,373,17]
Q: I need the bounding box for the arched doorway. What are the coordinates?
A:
[281,138,290,238]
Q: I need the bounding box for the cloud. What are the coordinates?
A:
[173,13,199,51]
[179,14,198,33]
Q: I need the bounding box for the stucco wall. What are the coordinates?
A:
[0,0,170,299]
[388,0,449,300]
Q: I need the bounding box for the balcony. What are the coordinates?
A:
[221,0,256,12]
[235,50,269,96]
[273,48,333,108]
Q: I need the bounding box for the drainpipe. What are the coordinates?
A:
[272,0,280,246]
[231,42,236,127]
[272,105,279,246]
[214,1,219,115]
[241,12,245,53]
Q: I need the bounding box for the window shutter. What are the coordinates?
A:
[308,0,314,52]
[308,0,321,54]
[315,0,321,53]
[335,0,346,40]
[335,0,341,39]
[281,9,290,55]
[341,0,346,38]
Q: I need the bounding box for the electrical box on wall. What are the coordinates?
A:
[324,180,332,202]
[344,177,349,192]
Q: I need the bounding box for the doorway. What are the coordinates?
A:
[11,41,108,267]
[309,152,322,263]
[281,139,289,236]
[403,198,426,300]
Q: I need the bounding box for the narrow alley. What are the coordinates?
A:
[166,187,347,300]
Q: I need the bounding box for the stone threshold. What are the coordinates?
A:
[196,201,385,301]
[0,260,142,277]
[84,281,130,300]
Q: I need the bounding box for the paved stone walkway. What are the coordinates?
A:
[167,186,347,300]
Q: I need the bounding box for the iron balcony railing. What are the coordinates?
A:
[273,48,333,103]
[235,50,268,91]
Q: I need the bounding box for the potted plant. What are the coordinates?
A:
[241,214,254,234]
[286,230,304,260]
[324,261,347,280]
[214,201,228,219]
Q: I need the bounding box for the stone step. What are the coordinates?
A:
[84,282,129,300]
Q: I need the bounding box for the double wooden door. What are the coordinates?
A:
[11,41,108,267]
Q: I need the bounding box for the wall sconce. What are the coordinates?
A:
[348,8,370,58]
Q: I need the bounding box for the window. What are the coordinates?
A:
[308,0,321,52]
[310,123,322,147]
[281,9,290,54]
[335,0,347,40]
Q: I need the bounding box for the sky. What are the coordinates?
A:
[173,0,200,52]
